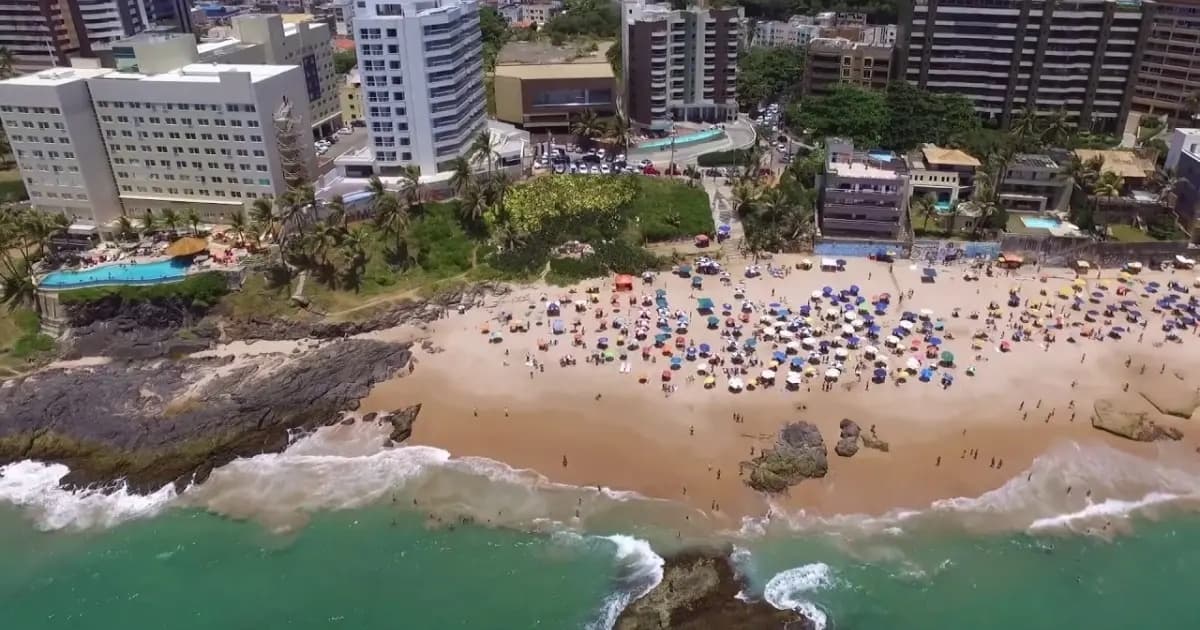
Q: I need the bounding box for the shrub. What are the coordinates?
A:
[697,149,751,167]
[58,271,229,308]
[628,179,714,241]
[493,175,637,235]
[406,203,474,275]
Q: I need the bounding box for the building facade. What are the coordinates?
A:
[521,2,560,26]
[0,62,315,227]
[905,144,980,207]
[803,37,892,97]
[817,138,910,240]
[621,0,742,131]
[0,68,123,226]
[752,17,821,48]
[1131,0,1200,123]
[997,153,1071,214]
[897,0,1153,131]
[349,0,486,176]
[340,67,362,123]
[1166,128,1200,231]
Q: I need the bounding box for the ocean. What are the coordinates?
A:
[3,424,1200,629]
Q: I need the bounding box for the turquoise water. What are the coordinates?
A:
[934,200,952,212]
[39,259,191,289]
[3,504,1200,629]
[636,128,724,150]
[1021,216,1063,230]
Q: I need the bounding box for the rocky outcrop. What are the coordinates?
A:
[861,432,890,452]
[385,405,422,444]
[220,283,505,342]
[616,548,813,630]
[62,297,220,360]
[0,339,412,492]
[834,418,861,458]
[744,421,828,493]
[1092,399,1184,442]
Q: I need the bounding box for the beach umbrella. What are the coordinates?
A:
[598,337,609,348]
[824,367,841,380]
[822,286,833,295]
[834,347,849,359]
[704,376,716,388]
[773,351,787,363]
[847,336,861,348]
[919,308,934,319]
[919,367,935,382]
[696,363,709,375]
[761,369,776,380]
[804,365,817,376]
[873,367,887,380]
[779,329,796,340]
[661,370,672,381]
[940,350,954,365]
[786,340,801,352]
[802,336,817,348]
[841,324,855,335]
[864,345,878,357]
[885,335,900,347]
[905,356,921,371]
[728,378,744,392]
[790,357,805,369]
[928,336,943,346]
[849,284,860,295]
[786,372,803,386]
[811,290,823,300]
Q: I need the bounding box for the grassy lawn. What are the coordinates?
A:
[1108,224,1154,242]
[628,178,714,242]
[0,308,55,376]
[0,168,28,202]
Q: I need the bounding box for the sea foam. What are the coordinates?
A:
[588,534,666,630]
[0,460,175,531]
[763,562,833,629]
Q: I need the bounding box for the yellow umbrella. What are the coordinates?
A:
[704,376,716,386]
[164,236,208,257]
[1073,278,1086,288]
[804,366,816,375]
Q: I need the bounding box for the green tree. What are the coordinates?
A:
[792,86,888,147]
[141,209,157,236]
[883,82,980,151]
[115,214,135,241]
[449,156,474,197]
[480,6,512,71]
[160,208,181,234]
[570,109,606,149]
[736,46,806,110]
[326,195,347,228]
[333,49,356,75]
[1040,109,1074,148]
[249,198,274,240]
[228,209,248,244]
[912,193,937,232]
[373,192,411,263]
[543,0,619,40]
[184,207,202,235]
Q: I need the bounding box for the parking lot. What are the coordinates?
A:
[533,145,658,176]
[315,126,368,174]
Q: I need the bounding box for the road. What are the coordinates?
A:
[316,127,368,175]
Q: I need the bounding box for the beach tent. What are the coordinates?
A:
[551,319,565,334]
[614,274,635,291]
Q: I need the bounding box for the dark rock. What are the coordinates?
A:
[62,296,219,360]
[362,412,378,424]
[838,418,860,438]
[340,416,356,426]
[745,421,828,493]
[834,437,859,458]
[1093,399,1185,442]
[0,339,412,492]
[616,547,812,630]
[386,404,422,444]
[861,432,890,452]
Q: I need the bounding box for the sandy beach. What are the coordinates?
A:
[357,255,1200,525]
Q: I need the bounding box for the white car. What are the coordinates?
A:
[615,153,626,163]
[597,148,606,158]
[590,164,601,174]
[569,163,578,174]
[599,163,611,174]
[639,159,653,168]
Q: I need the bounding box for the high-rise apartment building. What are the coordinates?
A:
[1131,0,1200,123]
[752,17,822,48]
[0,0,193,74]
[348,0,486,177]
[803,37,892,97]
[897,0,1153,131]
[0,62,316,227]
[621,0,742,131]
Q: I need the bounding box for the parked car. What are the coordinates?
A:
[638,159,653,169]
[642,165,660,175]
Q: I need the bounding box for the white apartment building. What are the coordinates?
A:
[346,0,486,177]
[87,64,315,222]
[0,62,316,228]
[752,17,821,48]
[0,68,123,227]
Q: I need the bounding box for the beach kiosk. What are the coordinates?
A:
[997,253,1024,269]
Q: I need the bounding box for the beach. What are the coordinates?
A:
[359,254,1200,528]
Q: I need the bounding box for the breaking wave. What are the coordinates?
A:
[762,563,833,629]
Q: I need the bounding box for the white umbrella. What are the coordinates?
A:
[905,357,921,371]
[885,335,900,346]
[778,329,796,340]
[875,356,889,367]
[899,320,915,331]
[786,340,801,351]
[811,290,823,300]
[919,308,934,319]
[843,311,856,322]
[728,377,744,391]
[802,336,817,347]
[697,364,709,374]
[834,347,849,359]
[824,367,841,379]
[841,324,855,335]
[786,372,803,385]
[824,308,840,320]
[852,318,865,328]
[761,369,776,380]
[864,345,878,356]
[760,315,776,324]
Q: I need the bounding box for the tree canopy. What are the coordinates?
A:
[790,86,889,147]
[543,0,620,42]
[480,6,512,70]
[736,46,807,110]
[735,0,898,23]
[333,49,356,75]
[790,84,981,152]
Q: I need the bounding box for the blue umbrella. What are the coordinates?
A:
[892,327,907,337]
[670,357,683,369]
[1149,281,1161,288]
[772,351,787,362]
[699,343,711,354]
[849,284,861,295]
[873,368,887,379]
[791,357,805,368]
[855,295,866,304]
[822,286,833,295]
[848,336,861,347]
[928,337,943,346]
[799,305,811,316]
[919,367,935,382]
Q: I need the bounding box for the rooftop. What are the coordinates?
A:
[95,63,296,84]
[496,40,613,66]
[1011,153,1060,169]
[920,145,980,168]
[493,62,613,81]
[1074,149,1155,179]
[827,160,902,179]
[0,67,112,86]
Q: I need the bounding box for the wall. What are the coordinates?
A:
[814,236,911,259]
[998,234,1193,268]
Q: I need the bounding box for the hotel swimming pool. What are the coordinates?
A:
[39,259,191,289]
[636,128,725,150]
[1021,216,1063,230]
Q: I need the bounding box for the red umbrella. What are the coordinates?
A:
[661,370,672,381]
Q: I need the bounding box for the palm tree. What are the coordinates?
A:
[1151,168,1180,207]
[0,262,36,312]
[339,226,369,284]
[1094,171,1124,199]
[141,209,157,236]
[249,198,274,241]
[373,191,409,259]
[309,219,343,267]
[448,156,475,196]
[469,130,497,173]
[458,184,488,226]
[969,199,998,239]
[115,215,135,241]
[398,164,422,211]
[184,207,202,235]
[607,113,632,153]
[755,186,789,241]
[1010,108,1041,147]
[1040,109,1074,148]
[1184,91,1200,123]
[160,208,181,234]
[570,109,605,150]
[0,47,14,80]
[227,209,248,244]
[912,193,938,232]
[731,180,761,217]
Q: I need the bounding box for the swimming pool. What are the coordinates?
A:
[934,200,952,212]
[1021,216,1062,230]
[636,128,725,150]
[40,258,192,289]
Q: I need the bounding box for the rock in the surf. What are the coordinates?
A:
[835,418,861,458]
[386,404,423,444]
[744,421,828,493]
[615,548,813,629]
[1092,399,1183,442]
